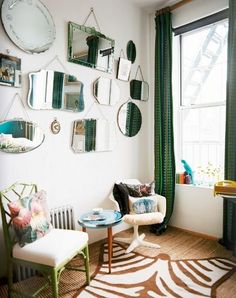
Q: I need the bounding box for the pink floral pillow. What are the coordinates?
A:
[8,190,52,247]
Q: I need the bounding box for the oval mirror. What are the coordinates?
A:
[118,102,142,137]
[28,70,84,112]
[72,119,116,153]
[1,0,56,54]
[130,79,149,101]
[93,77,120,106]
[0,119,45,153]
[126,40,136,63]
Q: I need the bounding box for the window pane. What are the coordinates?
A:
[181,106,225,184]
[182,20,228,106]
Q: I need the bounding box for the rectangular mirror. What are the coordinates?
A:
[68,22,115,73]
[130,79,149,101]
[72,119,116,153]
[28,69,84,112]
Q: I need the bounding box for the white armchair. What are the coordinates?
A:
[110,179,166,253]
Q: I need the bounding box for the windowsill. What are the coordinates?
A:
[176,183,214,190]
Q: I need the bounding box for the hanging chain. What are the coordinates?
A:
[134,65,145,81]
[1,93,30,122]
[83,7,101,32]
[42,55,70,74]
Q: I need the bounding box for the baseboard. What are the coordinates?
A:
[169,225,219,241]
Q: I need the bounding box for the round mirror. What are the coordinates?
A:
[0,119,45,153]
[1,0,56,54]
[93,77,120,106]
[118,102,142,137]
[126,40,136,63]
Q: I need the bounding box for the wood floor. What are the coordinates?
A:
[0,226,236,297]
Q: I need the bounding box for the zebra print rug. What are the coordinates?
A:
[77,242,236,298]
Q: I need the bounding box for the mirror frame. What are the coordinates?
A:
[117,101,142,137]
[68,21,115,73]
[0,119,45,153]
[1,0,56,54]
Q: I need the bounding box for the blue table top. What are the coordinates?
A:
[78,209,122,229]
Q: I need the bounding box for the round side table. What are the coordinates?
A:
[78,210,122,273]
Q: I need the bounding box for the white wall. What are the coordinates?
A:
[170,185,223,237]
[0,0,151,277]
[148,0,228,238]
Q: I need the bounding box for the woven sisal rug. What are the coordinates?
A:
[77,242,236,298]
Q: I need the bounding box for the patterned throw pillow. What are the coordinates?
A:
[129,197,158,214]
[8,190,52,247]
[123,183,142,197]
[139,181,155,196]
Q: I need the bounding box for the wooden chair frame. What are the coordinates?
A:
[0,182,90,297]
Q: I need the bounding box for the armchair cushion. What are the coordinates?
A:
[123,212,164,226]
[13,228,88,267]
[8,190,52,247]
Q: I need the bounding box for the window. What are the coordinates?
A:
[177,16,228,186]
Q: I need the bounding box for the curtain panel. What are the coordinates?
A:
[152,9,176,234]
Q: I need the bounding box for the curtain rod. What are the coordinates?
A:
[156,0,193,14]
[170,0,193,11]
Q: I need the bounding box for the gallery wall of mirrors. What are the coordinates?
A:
[28,70,84,112]
[0,1,147,154]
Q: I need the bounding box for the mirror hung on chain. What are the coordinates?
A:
[68,20,115,73]
[0,94,45,153]
[1,0,56,54]
[0,120,45,153]
[93,77,120,106]
[130,65,149,101]
[72,119,116,153]
[28,69,84,112]
[118,101,142,137]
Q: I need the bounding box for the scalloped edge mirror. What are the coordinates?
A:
[1,0,56,54]
[28,69,85,112]
[0,119,45,153]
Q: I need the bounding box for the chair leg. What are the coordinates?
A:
[115,225,161,253]
[84,245,90,285]
[51,269,58,298]
[7,261,13,298]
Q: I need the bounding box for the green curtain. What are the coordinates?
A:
[222,0,236,251]
[151,8,176,234]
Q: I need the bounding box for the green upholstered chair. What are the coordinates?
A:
[0,182,90,297]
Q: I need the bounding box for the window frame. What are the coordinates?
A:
[175,11,228,185]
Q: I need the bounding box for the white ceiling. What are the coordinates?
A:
[130,0,182,12]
